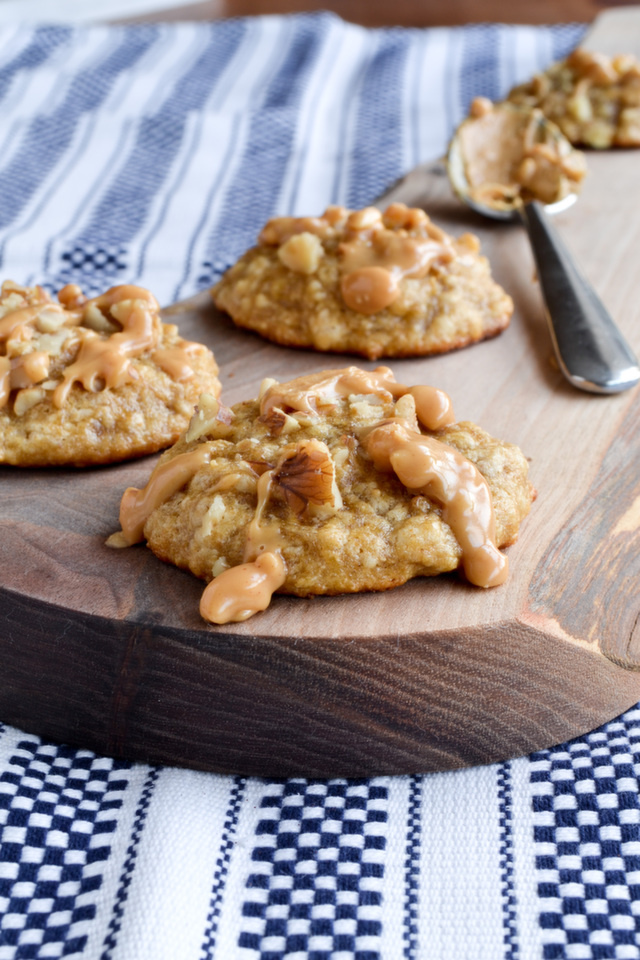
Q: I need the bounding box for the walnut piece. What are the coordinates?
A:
[258,406,301,435]
[186,392,234,442]
[277,232,323,274]
[272,439,343,517]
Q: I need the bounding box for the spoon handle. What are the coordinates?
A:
[519,201,640,394]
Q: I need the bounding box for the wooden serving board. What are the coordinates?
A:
[1,10,640,777]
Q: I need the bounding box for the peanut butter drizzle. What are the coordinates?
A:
[151,341,202,381]
[244,469,287,560]
[339,226,454,315]
[0,303,68,345]
[259,206,347,245]
[118,445,214,545]
[0,357,9,408]
[9,351,50,390]
[363,421,508,588]
[200,469,287,624]
[406,385,455,431]
[0,349,53,410]
[261,366,395,415]
[57,283,87,309]
[53,286,161,407]
[0,283,172,415]
[260,366,454,430]
[260,204,454,315]
[199,552,286,624]
[459,100,585,210]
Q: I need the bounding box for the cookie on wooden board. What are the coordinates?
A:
[0,281,220,466]
[111,366,535,625]
[212,203,513,360]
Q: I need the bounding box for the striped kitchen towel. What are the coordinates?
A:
[0,15,582,304]
[0,14,619,960]
[2,704,640,960]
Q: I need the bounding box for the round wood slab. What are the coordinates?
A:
[2,147,640,776]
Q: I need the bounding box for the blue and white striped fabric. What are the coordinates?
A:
[3,707,640,960]
[0,15,582,304]
[10,14,640,960]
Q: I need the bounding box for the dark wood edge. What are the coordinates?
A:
[3,583,640,777]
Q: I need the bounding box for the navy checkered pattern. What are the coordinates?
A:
[239,779,388,958]
[56,244,129,295]
[532,707,640,960]
[0,739,130,958]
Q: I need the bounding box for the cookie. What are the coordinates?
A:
[111,366,535,624]
[507,48,640,148]
[212,203,513,360]
[0,281,220,466]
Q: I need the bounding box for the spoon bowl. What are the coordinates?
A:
[446,109,640,394]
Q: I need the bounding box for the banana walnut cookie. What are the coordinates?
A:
[0,281,220,466]
[507,48,640,148]
[109,366,535,624]
[211,203,513,360]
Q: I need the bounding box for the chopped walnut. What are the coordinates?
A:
[277,232,323,274]
[83,302,120,334]
[258,377,279,400]
[9,351,50,391]
[212,557,230,577]
[260,215,333,246]
[258,406,302,435]
[393,393,419,430]
[273,439,343,517]
[186,392,234,442]
[34,307,69,334]
[244,460,274,477]
[13,386,47,416]
[346,207,382,231]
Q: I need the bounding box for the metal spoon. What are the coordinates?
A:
[447,118,640,395]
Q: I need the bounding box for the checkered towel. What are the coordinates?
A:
[6,14,635,960]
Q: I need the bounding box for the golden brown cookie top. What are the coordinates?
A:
[259,203,455,316]
[2,282,165,413]
[112,366,535,625]
[0,281,220,466]
[212,204,513,360]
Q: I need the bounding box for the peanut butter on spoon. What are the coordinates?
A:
[447,101,640,394]
[453,98,587,212]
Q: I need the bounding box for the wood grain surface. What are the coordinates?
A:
[1,10,640,776]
